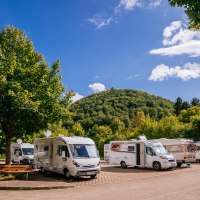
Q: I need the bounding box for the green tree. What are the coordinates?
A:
[179,106,200,123]
[88,125,113,157]
[154,116,184,139]
[174,97,183,116]
[110,118,125,133]
[191,97,200,106]
[70,122,85,136]
[184,116,200,141]
[0,26,72,164]
[168,0,200,30]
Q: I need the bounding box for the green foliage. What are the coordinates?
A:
[191,97,200,106]
[174,97,190,116]
[0,26,72,163]
[179,106,200,123]
[168,0,200,30]
[69,89,174,131]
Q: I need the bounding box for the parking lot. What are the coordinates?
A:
[1,162,200,200]
[10,162,199,188]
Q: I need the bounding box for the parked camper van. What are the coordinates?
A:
[33,136,101,179]
[109,136,176,170]
[195,142,200,162]
[151,138,196,167]
[104,144,109,161]
[11,143,34,164]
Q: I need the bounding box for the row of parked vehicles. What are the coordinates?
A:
[104,136,200,170]
[10,135,200,179]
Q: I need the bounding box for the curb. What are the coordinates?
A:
[0,185,74,190]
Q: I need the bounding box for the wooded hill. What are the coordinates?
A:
[69,88,174,130]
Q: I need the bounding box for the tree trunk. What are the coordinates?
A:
[5,139,11,164]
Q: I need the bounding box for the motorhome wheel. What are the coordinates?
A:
[90,174,97,179]
[177,163,182,167]
[120,161,127,168]
[64,169,71,180]
[41,167,46,175]
[153,161,161,171]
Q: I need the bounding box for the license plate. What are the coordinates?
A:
[86,172,95,175]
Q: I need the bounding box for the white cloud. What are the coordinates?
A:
[71,93,84,102]
[149,63,200,81]
[87,15,112,29]
[163,21,182,38]
[150,21,200,57]
[150,40,200,57]
[89,83,106,93]
[148,0,162,8]
[116,0,142,12]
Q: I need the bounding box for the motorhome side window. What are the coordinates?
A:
[146,147,155,156]
[44,145,49,151]
[128,146,134,152]
[57,146,69,157]
[166,145,183,152]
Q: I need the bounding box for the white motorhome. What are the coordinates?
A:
[104,144,109,161]
[33,136,101,179]
[109,136,176,170]
[195,142,200,162]
[11,143,34,164]
[151,138,196,167]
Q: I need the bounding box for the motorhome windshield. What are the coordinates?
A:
[22,148,34,155]
[70,144,98,158]
[153,145,169,156]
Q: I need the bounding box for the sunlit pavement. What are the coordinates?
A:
[15,162,200,188]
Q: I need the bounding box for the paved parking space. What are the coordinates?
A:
[72,162,200,187]
[23,162,200,188]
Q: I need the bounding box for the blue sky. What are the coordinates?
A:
[1,0,200,102]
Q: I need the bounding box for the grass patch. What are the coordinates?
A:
[0,174,15,181]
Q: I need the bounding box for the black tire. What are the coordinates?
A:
[41,167,47,175]
[121,161,127,168]
[153,161,161,171]
[177,162,182,168]
[90,174,97,179]
[64,169,71,180]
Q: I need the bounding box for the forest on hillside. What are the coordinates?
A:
[1,89,200,157]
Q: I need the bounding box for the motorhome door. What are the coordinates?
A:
[136,143,145,167]
[49,142,53,169]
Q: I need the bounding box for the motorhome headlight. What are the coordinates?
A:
[72,161,80,167]
[160,156,168,160]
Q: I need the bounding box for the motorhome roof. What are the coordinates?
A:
[109,140,162,146]
[35,136,95,145]
[11,143,34,148]
[154,138,193,145]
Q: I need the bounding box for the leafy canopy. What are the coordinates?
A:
[168,0,200,30]
[0,26,72,163]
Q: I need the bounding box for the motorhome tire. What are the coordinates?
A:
[41,167,46,175]
[120,161,127,168]
[64,169,71,180]
[90,174,97,179]
[153,161,161,171]
[177,163,182,167]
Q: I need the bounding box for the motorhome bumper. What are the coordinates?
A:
[76,169,100,176]
[161,161,177,168]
